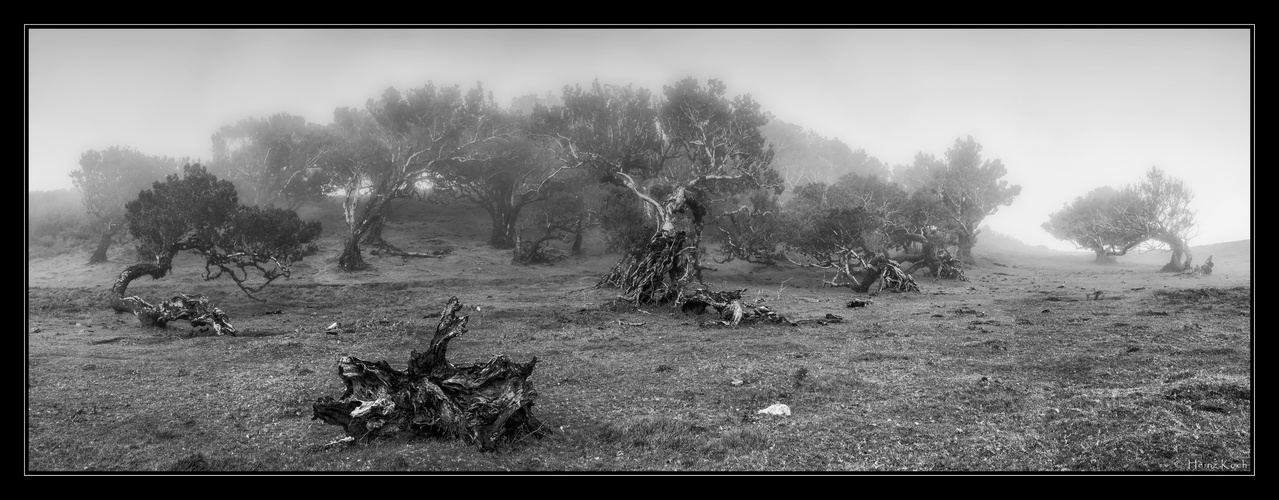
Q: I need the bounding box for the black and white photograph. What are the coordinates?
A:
[26,26,1252,473]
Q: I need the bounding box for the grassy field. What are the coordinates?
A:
[26,198,1253,473]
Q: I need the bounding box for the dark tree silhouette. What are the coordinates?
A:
[109,164,321,334]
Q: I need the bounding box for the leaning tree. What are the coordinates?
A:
[1042,185,1151,264]
[535,78,782,305]
[893,137,1021,264]
[108,164,322,335]
[69,147,181,264]
[1135,166,1198,272]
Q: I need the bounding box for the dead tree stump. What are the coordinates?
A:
[311,297,547,451]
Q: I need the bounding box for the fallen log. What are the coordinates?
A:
[114,293,237,336]
[311,297,547,451]
[678,288,857,327]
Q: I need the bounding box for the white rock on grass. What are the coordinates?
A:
[757,403,791,416]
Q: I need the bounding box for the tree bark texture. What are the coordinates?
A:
[88,222,120,264]
[338,235,368,271]
[106,257,237,335]
[956,230,977,265]
[854,254,921,294]
[108,259,172,312]
[311,297,547,451]
[896,234,965,281]
[487,209,519,249]
[599,230,694,305]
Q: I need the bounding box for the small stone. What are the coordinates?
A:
[757,403,791,416]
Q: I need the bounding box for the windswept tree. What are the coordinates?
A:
[208,113,333,210]
[536,78,782,304]
[1135,166,1198,272]
[1042,185,1151,263]
[893,136,1021,264]
[69,147,181,264]
[320,82,511,270]
[110,164,321,333]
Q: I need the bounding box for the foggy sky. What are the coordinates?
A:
[26,27,1252,251]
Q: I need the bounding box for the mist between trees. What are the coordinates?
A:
[55,76,1204,309]
[1042,166,1200,272]
[42,76,1223,453]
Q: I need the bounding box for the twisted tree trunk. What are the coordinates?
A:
[88,220,121,264]
[1155,230,1193,273]
[106,255,237,335]
[108,257,173,312]
[338,235,368,271]
[311,297,547,450]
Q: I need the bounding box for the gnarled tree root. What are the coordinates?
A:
[677,288,844,327]
[311,297,547,451]
[600,231,692,305]
[110,293,237,336]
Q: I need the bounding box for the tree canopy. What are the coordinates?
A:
[535,78,783,303]
[1042,186,1150,263]
[893,136,1021,263]
[319,82,512,269]
[70,146,182,263]
[761,119,889,193]
[116,164,322,302]
[209,113,333,210]
[1043,167,1197,270]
